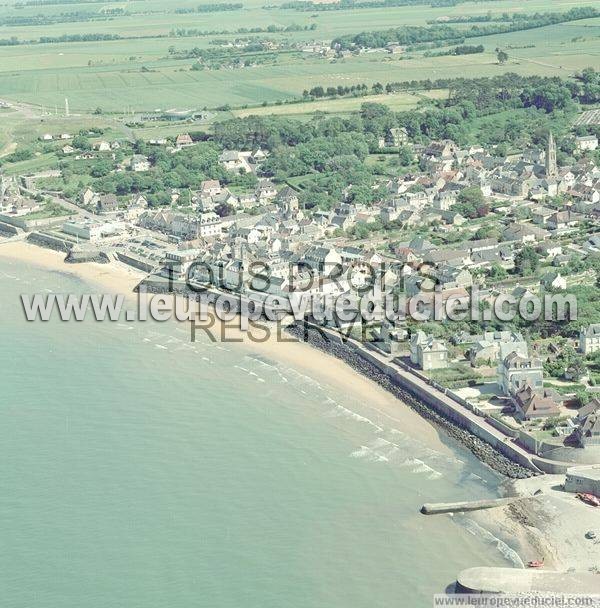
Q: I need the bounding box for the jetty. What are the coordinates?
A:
[420,495,537,515]
[457,567,600,594]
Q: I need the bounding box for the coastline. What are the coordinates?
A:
[0,239,451,456]
[4,238,593,575]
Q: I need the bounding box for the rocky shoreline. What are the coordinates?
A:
[286,323,537,480]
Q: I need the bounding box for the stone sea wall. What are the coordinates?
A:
[286,323,537,479]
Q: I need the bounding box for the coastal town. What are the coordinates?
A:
[2,76,600,584]
[5,0,600,603]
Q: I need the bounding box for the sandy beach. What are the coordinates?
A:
[0,239,451,456]
[462,475,600,574]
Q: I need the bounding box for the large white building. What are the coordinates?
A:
[499,353,544,396]
[161,249,201,280]
[62,220,122,241]
[198,212,222,238]
[580,324,600,355]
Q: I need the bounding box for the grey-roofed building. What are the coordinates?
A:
[580,324,600,355]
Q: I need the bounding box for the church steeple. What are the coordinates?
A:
[545,131,557,178]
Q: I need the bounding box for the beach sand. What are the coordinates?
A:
[0,239,452,457]
[466,475,600,573]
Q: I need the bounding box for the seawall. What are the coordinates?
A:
[285,322,538,479]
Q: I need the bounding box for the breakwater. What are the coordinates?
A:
[26,232,72,253]
[286,323,537,479]
[421,496,536,515]
[65,249,110,264]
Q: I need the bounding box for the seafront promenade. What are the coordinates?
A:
[286,323,589,478]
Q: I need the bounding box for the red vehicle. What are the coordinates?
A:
[577,493,600,507]
[527,560,544,568]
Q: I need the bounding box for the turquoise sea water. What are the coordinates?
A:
[0,257,516,608]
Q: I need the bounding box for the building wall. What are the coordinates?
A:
[565,469,600,496]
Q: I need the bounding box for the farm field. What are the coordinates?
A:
[0,0,596,113]
[230,89,448,117]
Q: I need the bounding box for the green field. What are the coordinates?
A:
[231,89,448,117]
[0,0,596,113]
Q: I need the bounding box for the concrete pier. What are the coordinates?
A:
[457,567,600,594]
[421,495,536,515]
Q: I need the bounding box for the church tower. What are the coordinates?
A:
[545,131,557,178]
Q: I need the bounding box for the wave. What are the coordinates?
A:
[460,518,524,568]
[350,445,389,463]
[327,404,383,432]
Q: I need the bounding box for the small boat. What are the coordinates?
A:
[527,560,544,568]
[585,531,597,540]
[577,493,600,507]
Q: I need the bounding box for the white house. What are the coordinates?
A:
[575,135,598,152]
[580,324,600,355]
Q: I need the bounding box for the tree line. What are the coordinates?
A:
[332,7,599,49]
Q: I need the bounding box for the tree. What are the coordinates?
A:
[397,145,413,166]
[496,49,509,64]
[72,135,91,150]
[455,186,488,218]
[566,356,587,381]
[487,263,508,281]
[215,202,234,217]
[514,246,539,275]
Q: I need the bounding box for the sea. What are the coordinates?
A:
[0,255,519,608]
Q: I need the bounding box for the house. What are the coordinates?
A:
[256,179,278,202]
[94,141,111,152]
[302,245,342,277]
[175,133,194,147]
[499,352,544,395]
[513,384,561,420]
[219,150,252,174]
[540,271,567,291]
[575,135,598,152]
[62,219,122,242]
[96,194,118,214]
[575,414,600,448]
[565,465,600,496]
[580,324,600,355]
[577,397,600,421]
[410,331,449,371]
[502,223,549,243]
[197,212,222,238]
[161,249,201,280]
[131,155,150,172]
[379,319,408,356]
[531,206,555,226]
[422,249,471,268]
[470,331,528,366]
[81,187,97,207]
[125,194,148,221]
[424,140,458,159]
[277,186,300,217]
[378,127,408,149]
[62,145,75,155]
[200,180,222,197]
[546,210,582,231]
